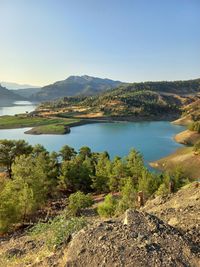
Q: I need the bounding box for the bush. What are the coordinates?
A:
[188,121,200,133]
[67,191,93,216]
[30,214,86,249]
[156,183,169,197]
[194,141,200,154]
[97,194,117,218]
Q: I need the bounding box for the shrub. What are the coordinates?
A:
[188,121,200,133]
[67,191,93,216]
[30,214,86,249]
[97,194,117,218]
[194,141,200,154]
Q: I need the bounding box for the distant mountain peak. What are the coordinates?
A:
[1,82,39,90]
[33,75,123,101]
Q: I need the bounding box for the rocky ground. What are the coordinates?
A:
[0,183,199,267]
[64,209,199,267]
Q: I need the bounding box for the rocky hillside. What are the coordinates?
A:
[65,209,199,267]
[173,98,200,125]
[143,183,200,240]
[0,183,199,267]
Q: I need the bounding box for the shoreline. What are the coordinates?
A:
[0,113,180,135]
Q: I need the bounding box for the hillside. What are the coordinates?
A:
[11,88,41,99]
[0,183,199,267]
[143,182,200,235]
[38,78,200,120]
[0,85,26,106]
[173,98,200,125]
[33,75,123,101]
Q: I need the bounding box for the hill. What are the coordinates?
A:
[0,85,26,106]
[173,98,200,125]
[143,182,200,235]
[33,75,123,101]
[0,183,199,267]
[11,88,41,99]
[38,78,200,120]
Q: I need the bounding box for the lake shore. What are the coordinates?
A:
[150,120,200,179]
[0,112,180,135]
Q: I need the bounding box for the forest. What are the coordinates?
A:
[0,139,192,234]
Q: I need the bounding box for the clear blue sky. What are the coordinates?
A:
[0,0,199,86]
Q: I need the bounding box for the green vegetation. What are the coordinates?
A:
[0,115,79,130]
[39,78,200,120]
[25,123,70,135]
[30,214,86,249]
[67,191,93,216]
[0,140,192,233]
[188,121,200,133]
[194,140,200,154]
[97,194,118,218]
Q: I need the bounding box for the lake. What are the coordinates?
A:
[0,101,37,116]
[0,121,184,166]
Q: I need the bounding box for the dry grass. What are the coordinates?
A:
[174,130,200,145]
[150,147,200,179]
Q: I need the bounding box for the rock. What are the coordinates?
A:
[64,210,199,266]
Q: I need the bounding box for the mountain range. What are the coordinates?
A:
[0,75,123,103]
[1,76,200,106]
[0,82,39,90]
[41,78,200,120]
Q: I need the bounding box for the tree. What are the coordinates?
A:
[0,140,32,178]
[0,179,21,232]
[12,155,49,214]
[109,157,128,192]
[91,153,111,193]
[59,157,93,192]
[59,145,77,161]
[126,149,145,186]
[117,177,137,213]
[78,146,91,160]
[138,170,162,198]
[32,144,48,157]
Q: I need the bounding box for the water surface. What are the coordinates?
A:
[0,101,37,116]
[0,121,184,166]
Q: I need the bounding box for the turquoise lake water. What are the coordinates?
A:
[0,121,184,166]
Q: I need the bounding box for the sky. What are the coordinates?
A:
[0,0,200,86]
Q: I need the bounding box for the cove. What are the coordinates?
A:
[0,121,184,166]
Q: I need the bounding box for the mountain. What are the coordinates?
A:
[11,88,41,98]
[33,75,123,101]
[1,82,39,90]
[0,84,26,106]
[40,78,200,120]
